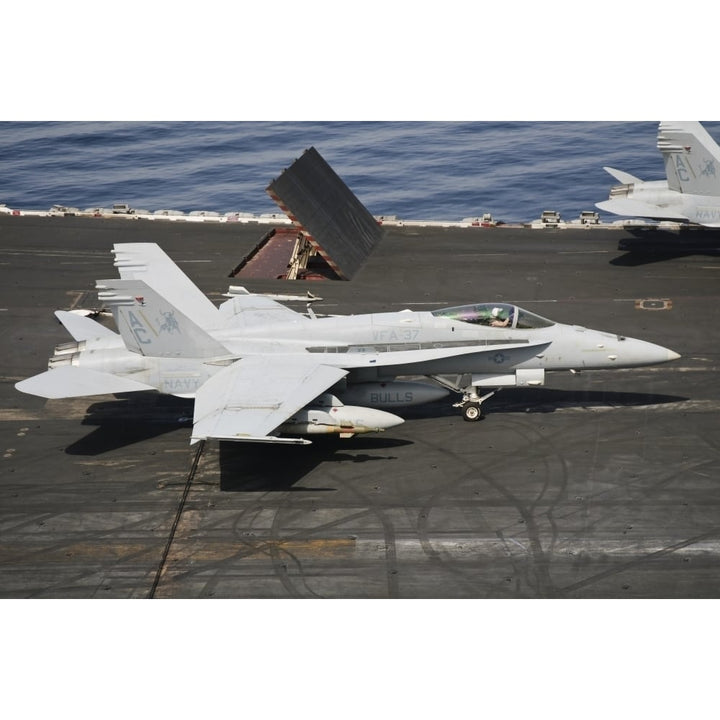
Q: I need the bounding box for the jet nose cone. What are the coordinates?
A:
[646,342,681,365]
[649,343,681,363]
[613,337,682,367]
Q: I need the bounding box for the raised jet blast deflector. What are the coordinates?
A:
[266,147,383,280]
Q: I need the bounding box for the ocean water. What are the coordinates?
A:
[1,121,719,224]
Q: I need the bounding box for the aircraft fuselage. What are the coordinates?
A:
[56,303,679,400]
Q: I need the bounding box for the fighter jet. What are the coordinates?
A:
[16,243,680,445]
[596,121,720,226]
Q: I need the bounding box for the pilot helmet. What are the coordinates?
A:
[491,307,503,318]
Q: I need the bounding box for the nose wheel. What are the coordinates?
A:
[453,389,498,422]
[461,402,482,422]
[427,376,500,424]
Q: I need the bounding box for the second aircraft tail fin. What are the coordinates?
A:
[658,121,720,196]
[96,279,231,358]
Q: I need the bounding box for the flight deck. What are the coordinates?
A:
[1,215,719,598]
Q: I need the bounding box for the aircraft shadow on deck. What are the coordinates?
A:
[400,388,687,420]
[63,388,684,478]
[611,228,720,266]
[61,392,413,491]
[218,436,412,492]
[65,393,193,455]
[492,387,686,413]
[218,388,686,490]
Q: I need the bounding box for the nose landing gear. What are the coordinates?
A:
[461,402,482,421]
[454,389,498,422]
[428,375,501,422]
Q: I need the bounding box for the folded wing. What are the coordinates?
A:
[191,357,347,445]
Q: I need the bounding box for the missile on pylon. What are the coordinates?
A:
[279,403,404,439]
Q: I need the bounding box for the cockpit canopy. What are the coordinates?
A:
[431,303,555,329]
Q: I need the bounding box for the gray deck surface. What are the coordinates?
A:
[2,215,719,598]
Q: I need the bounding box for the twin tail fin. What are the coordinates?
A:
[97,279,231,359]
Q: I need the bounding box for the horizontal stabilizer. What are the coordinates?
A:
[603,167,642,185]
[15,365,156,399]
[55,310,120,342]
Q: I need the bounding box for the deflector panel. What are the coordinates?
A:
[266,147,383,280]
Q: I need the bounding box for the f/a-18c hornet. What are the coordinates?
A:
[16,243,680,445]
[597,121,720,227]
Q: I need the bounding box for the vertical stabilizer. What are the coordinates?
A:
[112,243,221,329]
[658,121,720,196]
[96,279,230,358]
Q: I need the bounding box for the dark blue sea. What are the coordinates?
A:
[1,121,719,224]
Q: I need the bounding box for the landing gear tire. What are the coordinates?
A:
[462,402,482,422]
